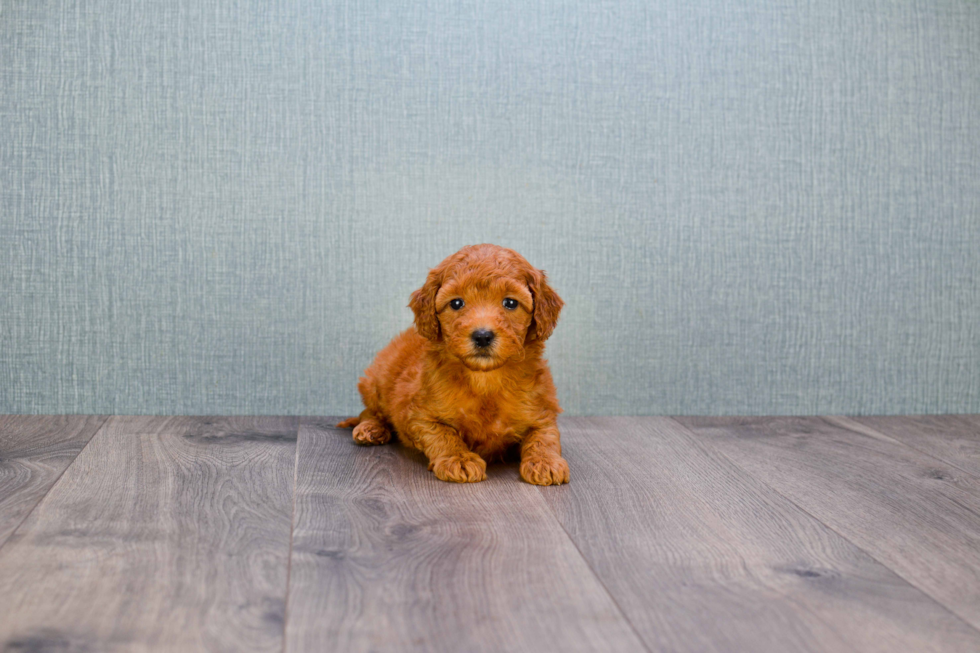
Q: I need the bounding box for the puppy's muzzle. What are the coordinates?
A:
[470,328,495,349]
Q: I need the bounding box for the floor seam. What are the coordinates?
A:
[279,416,304,653]
[538,491,653,653]
[0,414,112,558]
[534,420,654,653]
[667,415,980,640]
[830,415,980,482]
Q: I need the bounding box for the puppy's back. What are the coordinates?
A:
[357,328,427,419]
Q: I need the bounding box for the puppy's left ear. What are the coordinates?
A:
[409,267,443,340]
[526,268,564,343]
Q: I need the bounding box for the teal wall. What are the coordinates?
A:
[2,0,979,416]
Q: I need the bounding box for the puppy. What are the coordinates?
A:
[337,244,569,485]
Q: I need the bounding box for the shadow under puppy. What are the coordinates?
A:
[337,244,569,485]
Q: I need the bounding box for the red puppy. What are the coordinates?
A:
[337,244,568,485]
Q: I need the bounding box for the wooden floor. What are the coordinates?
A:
[1,415,979,652]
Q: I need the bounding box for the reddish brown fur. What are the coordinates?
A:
[337,244,569,485]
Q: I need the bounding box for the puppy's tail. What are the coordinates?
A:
[336,416,361,429]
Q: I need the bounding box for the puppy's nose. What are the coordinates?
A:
[471,329,495,348]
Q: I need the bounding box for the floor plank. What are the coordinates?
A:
[540,416,980,653]
[0,415,107,549]
[0,416,298,653]
[284,418,645,653]
[676,415,980,634]
[848,415,980,478]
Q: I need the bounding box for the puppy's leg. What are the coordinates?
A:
[350,410,392,446]
[520,423,570,485]
[411,420,486,483]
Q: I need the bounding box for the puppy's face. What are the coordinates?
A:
[434,274,534,371]
[409,245,564,371]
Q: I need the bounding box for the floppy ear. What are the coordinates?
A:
[409,267,443,341]
[526,268,564,343]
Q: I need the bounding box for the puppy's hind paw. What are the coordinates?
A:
[352,420,391,446]
[429,452,487,483]
[520,456,570,485]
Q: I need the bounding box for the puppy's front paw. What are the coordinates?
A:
[352,420,391,446]
[520,456,570,485]
[429,452,487,483]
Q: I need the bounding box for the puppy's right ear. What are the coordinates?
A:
[409,268,442,340]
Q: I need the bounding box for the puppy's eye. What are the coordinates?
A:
[502,298,519,310]
[449,299,465,310]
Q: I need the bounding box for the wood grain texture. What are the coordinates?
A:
[849,415,980,478]
[284,418,645,653]
[676,415,980,633]
[0,416,298,653]
[539,416,980,653]
[0,414,107,549]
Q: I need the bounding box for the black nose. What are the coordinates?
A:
[471,329,495,348]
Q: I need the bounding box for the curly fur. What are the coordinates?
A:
[337,244,569,485]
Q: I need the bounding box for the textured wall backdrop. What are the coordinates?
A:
[2,0,979,416]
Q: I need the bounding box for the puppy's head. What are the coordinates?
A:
[409,244,564,371]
